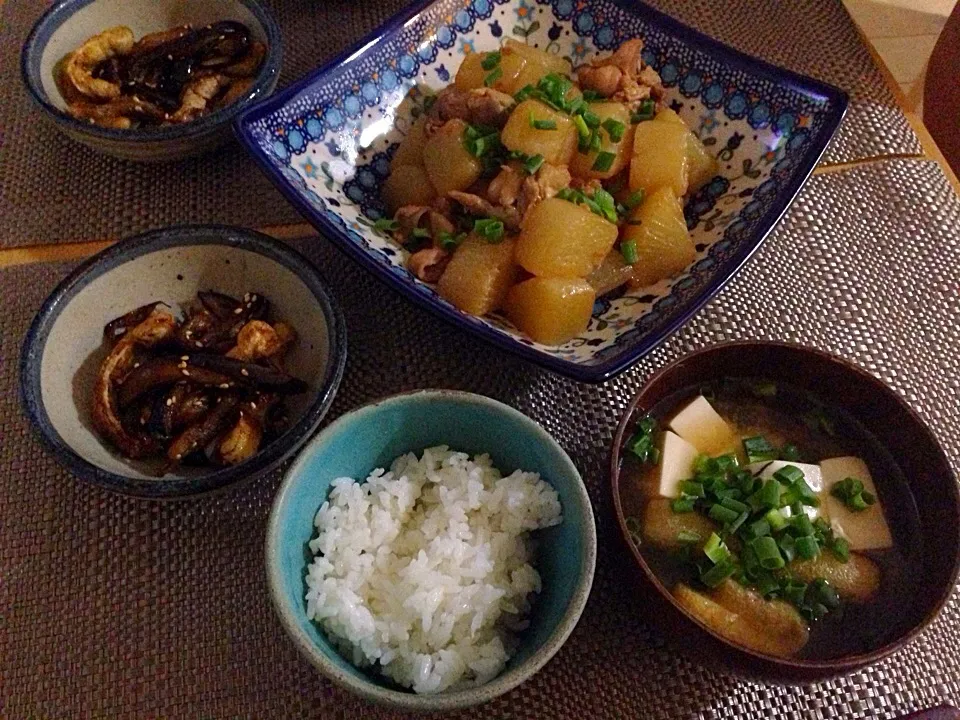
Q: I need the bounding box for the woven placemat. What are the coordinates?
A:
[0,0,919,249]
[3,157,958,719]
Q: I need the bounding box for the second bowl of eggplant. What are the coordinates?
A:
[19,225,347,498]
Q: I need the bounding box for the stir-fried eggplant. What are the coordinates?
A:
[90,291,305,473]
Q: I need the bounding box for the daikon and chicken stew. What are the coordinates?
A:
[619,379,920,659]
[378,37,717,345]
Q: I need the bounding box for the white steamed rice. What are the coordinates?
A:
[304,446,562,694]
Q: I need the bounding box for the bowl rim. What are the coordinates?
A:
[20,0,283,143]
[234,0,848,383]
[609,339,960,672]
[18,224,348,499]
[265,388,599,710]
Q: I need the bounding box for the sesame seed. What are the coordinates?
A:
[182,370,191,377]
[178,362,187,369]
[196,342,203,348]
[251,294,258,302]
[219,383,230,389]
[241,369,249,376]
[175,453,183,460]
[180,355,189,361]
[250,402,257,410]
[243,293,250,302]
[185,330,193,338]
[166,398,174,406]
[133,362,140,369]
[233,307,243,314]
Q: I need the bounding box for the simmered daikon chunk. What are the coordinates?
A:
[570,102,634,180]
[505,276,595,345]
[437,235,517,316]
[503,38,572,93]
[629,119,690,197]
[422,119,484,195]
[516,197,618,278]
[383,164,437,213]
[455,50,527,92]
[501,100,577,165]
[391,117,429,168]
[622,186,695,288]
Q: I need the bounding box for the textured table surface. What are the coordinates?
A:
[0,0,920,249]
[3,157,959,718]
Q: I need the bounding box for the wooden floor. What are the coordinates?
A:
[1,13,957,271]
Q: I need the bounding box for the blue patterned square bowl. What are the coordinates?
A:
[235,0,847,382]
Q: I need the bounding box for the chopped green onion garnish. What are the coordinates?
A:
[437,231,467,251]
[790,513,815,538]
[830,476,876,512]
[729,510,750,534]
[780,444,801,462]
[592,188,618,222]
[582,89,603,101]
[630,98,656,123]
[680,480,705,498]
[764,507,788,531]
[748,478,782,512]
[513,84,535,102]
[623,190,644,210]
[582,109,601,128]
[602,118,626,142]
[411,227,431,239]
[592,150,616,173]
[782,580,808,606]
[754,571,781,597]
[677,529,703,544]
[480,51,501,71]
[589,130,602,152]
[720,496,750,514]
[743,436,778,463]
[708,503,740,526]
[778,532,797,562]
[831,536,850,562]
[773,465,804,486]
[700,559,737,588]
[523,153,545,175]
[703,532,730,564]
[484,66,503,87]
[749,518,772,538]
[530,113,558,130]
[672,497,696,513]
[373,218,400,233]
[751,536,785,570]
[621,239,639,264]
[795,535,820,560]
[473,218,504,243]
[627,415,659,464]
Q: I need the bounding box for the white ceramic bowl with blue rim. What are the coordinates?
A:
[265,389,597,710]
[21,0,282,162]
[19,225,347,499]
[235,0,847,383]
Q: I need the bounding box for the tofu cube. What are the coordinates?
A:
[821,456,893,550]
[657,431,700,498]
[668,396,739,457]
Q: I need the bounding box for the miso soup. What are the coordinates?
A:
[620,378,920,660]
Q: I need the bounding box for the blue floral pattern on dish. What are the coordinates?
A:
[236,0,846,382]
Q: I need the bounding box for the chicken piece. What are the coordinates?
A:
[516,163,572,218]
[226,320,283,361]
[64,26,134,100]
[407,247,451,282]
[570,177,603,195]
[393,206,455,244]
[170,74,231,123]
[92,308,178,458]
[487,165,525,208]
[641,497,718,551]
[214,77,255,110]
[790,552,881,604]
[428,86,516,129]
[577,38,663,104]
[447,191,521,231]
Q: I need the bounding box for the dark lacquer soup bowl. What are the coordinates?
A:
[610,341,959,683]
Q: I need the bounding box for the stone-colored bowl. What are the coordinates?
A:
[19,225,347,499]
[21,0,281,161]
[610,341,960,683]
[266,389,597,711]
